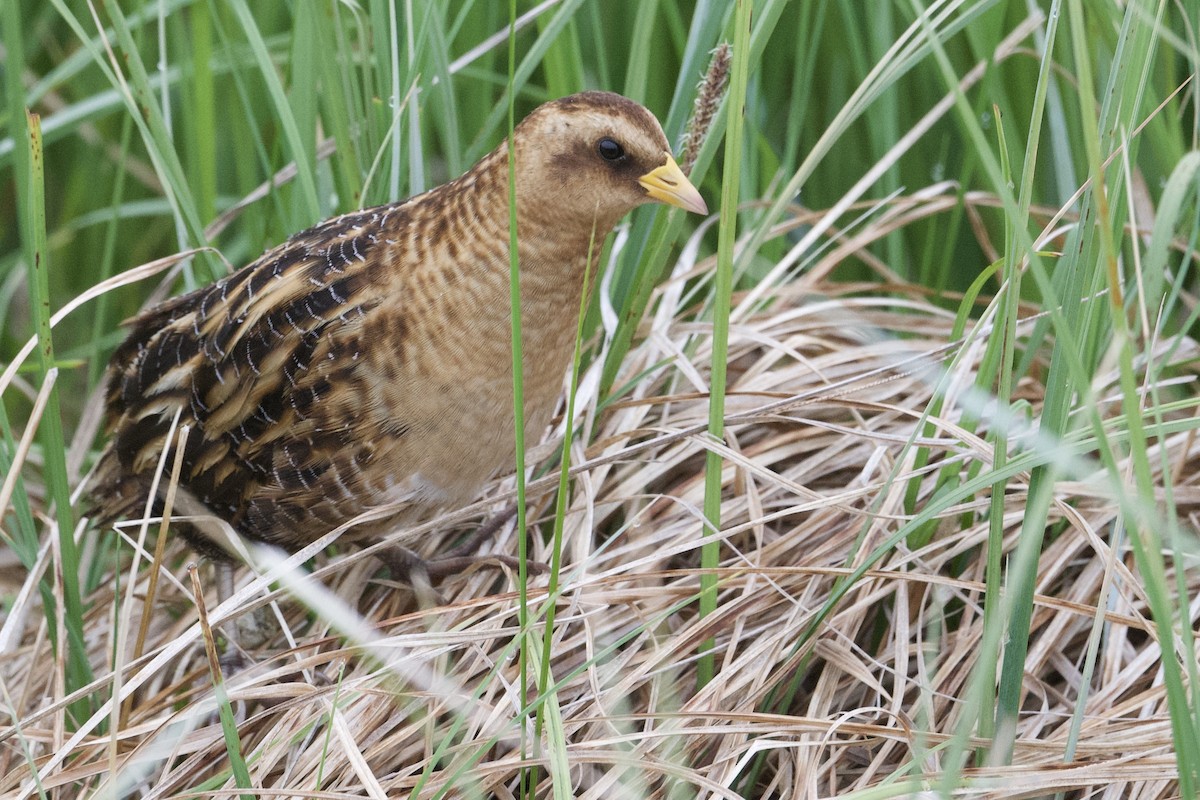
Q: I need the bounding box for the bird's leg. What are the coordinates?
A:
[168,488,264,675]
[214,553,332,691]
[376,502,547,589]
[214,560,247,675]
[437,501,519,560]
[207,560,252,726]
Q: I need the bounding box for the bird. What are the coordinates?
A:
[91,91,707,582]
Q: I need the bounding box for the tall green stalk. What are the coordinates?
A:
[21,109,95,722]
[697,0,752,688]
[504,3,532,797]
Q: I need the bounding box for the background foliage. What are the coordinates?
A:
[3,0,1200,797]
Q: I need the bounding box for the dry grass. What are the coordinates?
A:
[2,192,1198,799]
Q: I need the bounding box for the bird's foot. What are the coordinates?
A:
[375,502,548,589]
[378,545,548,585]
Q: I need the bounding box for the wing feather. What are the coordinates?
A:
[92,207,405,546]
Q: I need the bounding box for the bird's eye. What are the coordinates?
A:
[597,137,625,161]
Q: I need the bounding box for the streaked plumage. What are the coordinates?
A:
[92,92,706,560]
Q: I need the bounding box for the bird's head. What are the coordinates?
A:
[511,91,708,232]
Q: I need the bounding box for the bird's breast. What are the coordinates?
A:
[349,241,589,515]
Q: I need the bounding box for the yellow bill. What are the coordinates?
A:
[639,154,708,215]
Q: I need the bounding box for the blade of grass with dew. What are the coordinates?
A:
[406,5,460,197]
[698,0,752,689]
[404,2,425,197]
[369,0,408,167]
[421,7,466,181]
[384,0,404,200]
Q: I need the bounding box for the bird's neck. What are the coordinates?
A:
[425,151,608,308]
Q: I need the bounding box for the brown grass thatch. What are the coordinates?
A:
[2,191,1197,799]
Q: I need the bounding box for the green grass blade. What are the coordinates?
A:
[503,4,533,797]
[697,0,752,688]
[20,109,95,723]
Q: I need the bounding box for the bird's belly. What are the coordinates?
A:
[343,289,575,529]
[359,375,557,514]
